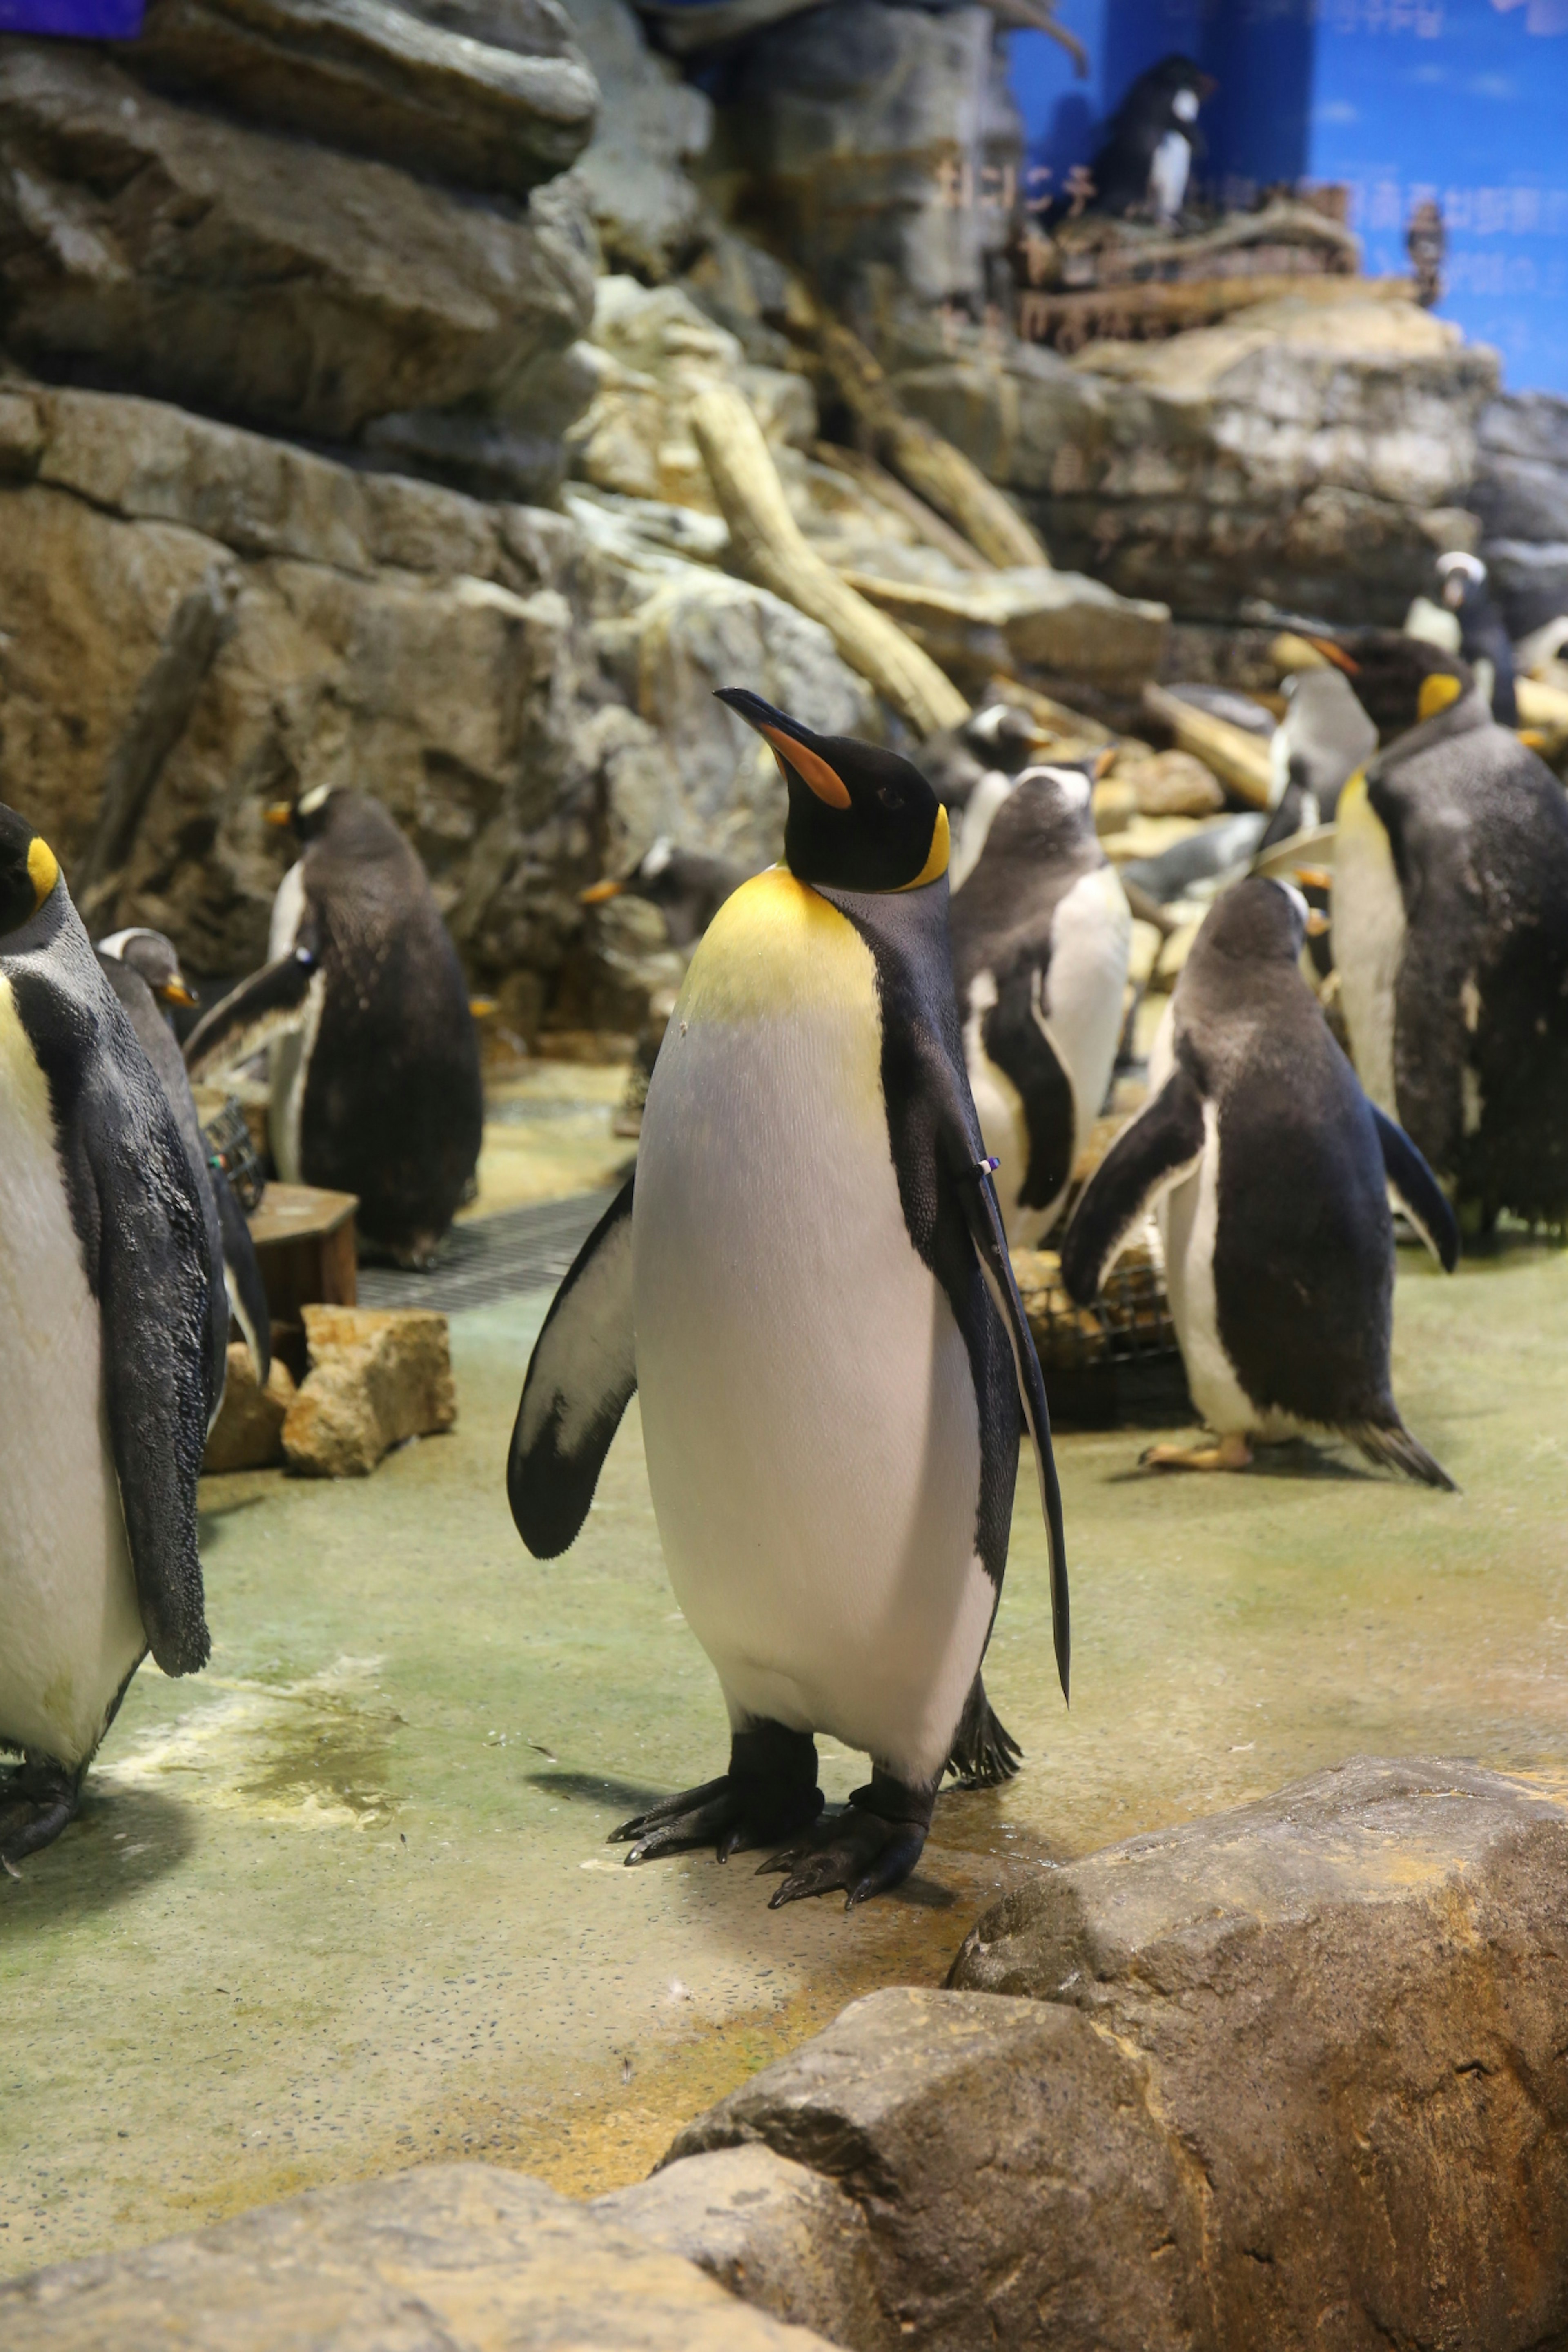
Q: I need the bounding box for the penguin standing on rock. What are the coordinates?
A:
[185,786,483,1269]
[1062,878,1458,1483]
[1088,56,1215,224]
[0,811,212,1869]
[951,762,1131,1247]
[510,692,1068,1911]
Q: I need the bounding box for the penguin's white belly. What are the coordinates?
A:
[1332,780,1406,1117]
[1149,131,1192,221]
[633,872,994,1786]
[0,980,143,1767]
[962,973,1041,1249]
[1042,866,1132,1149]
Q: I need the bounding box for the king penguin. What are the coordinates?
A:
[1255,668,1378,857]
[184,786,484,1267]
[1332,674,1568,1229]
[508,693,1068,1910]
[950,762,1132,1247]
[0,811,213,1869]
[1061,877,1457,1482]
[96,927,271,1393]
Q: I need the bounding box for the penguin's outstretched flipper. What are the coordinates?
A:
[214,1168,272,1384]
[1060,1066,1207,1305]
[1370,1105,1460,1271]
[509,1178,637,1558]
[944,1670,1022,1786]
[183,943,317,1082]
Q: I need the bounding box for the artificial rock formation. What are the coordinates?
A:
[1471,390,1568,637]
[282,1306,457,1477]
[203,1345,296,1474]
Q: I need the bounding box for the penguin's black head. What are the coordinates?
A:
[266,780,341,844]
[0,805,61,938]
[1436,550,1488,618]
[1303,632,1474,744]
[987,761,1102,865]
[1198,875,1315,967]
[716,690,949,894]
[97,926,200,1009]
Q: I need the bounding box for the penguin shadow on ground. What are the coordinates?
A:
[0,1785,192,1929]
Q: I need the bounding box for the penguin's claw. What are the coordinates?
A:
[611,1774,823,1866]
[760,1807,927,1913]
[1139,1432,1252,1473]
[0,1770,79,1874]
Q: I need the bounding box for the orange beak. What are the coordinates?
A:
[265,802,293,828]
[1294,866,1334,891]
[1307,636,1360,677]
[580,879,623,906]
[1306,909,1331,938]
[158,979,199,1009]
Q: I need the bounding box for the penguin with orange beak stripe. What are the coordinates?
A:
[509,693,1067,1911]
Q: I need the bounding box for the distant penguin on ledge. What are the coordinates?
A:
[1088,55,1215,225]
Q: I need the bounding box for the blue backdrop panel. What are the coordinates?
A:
[0,0,144,25]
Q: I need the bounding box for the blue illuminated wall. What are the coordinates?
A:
[1009,0,1568,394]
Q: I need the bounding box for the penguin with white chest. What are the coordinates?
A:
[184,785,483,1267]
[950,762,1132,1248]
[509,694,1067,1910]
[1062,878,1458,1483]
[0,811,213,1869]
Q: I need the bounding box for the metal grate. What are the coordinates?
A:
[356,1189,617,1315]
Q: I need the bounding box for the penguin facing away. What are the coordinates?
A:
[0,812,212,1869]
[510,693,1067,1910]
[1332,679,1568,1228]
[1061,878,1457,1483]
[96,928,271,1397]
[580,838,747,951]
[950,762,1132,1247]
[184,786,483,1268]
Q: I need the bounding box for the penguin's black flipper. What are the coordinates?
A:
[214,1167,272,1383]
[1060,1065,1206,1306]
[509,1176,637,1558]
[1369,1105,1460,1271]
[981,964,1077,1214]
[183,941,317,1081]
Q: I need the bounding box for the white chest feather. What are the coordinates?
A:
[1149,131,1192,220]
[949,771,1013,893]
[1041,866,1132,1142]
[1332,779,1405,1116]
[0,979,143,1767]
[631,872,994,1785]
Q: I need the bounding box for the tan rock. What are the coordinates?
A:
[1126,748,1226,818]
[203,1345,296,1474]
[283,1307,456,1478]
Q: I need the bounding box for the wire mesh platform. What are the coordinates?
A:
[356,1190,617,1315]
[1015,1235,1194,1430]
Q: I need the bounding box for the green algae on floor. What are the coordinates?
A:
[3,1237,1568,2274]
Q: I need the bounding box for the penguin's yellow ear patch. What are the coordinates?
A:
[1418,673,1463,723]
[762,727,851,810]
[898,804,950,891]
[26,837,58,909]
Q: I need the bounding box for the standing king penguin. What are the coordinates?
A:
[185,786,483,1267]
[1062,878,1458,1483]
[509,694,1067,1909]
[0,811,212,1869]
[951,762,1132,1247]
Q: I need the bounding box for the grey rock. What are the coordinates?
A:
[597,2143,895,2352]
[566,0,713,280]
[0,2161,839,2350]
[1483,537,1568,637]
[1470,452,1568,547]
[0,44,596,448]
[127,0,598,197]
[1477,389,1568,469]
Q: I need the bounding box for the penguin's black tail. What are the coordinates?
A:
[944,1673,1023,1788]
[1351,1418,1458,1493]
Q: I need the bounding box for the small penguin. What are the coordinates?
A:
[580,839,746,951]
[1088,55,1214,224]
[96,928,270,1392]
[951,762,1132,1247]
[1061,877,1457,1482]
[0,810,212,1869]
[185,786,483,1268]
[920,702,1053,893]
[1255,668,1378,856]
[1435,551,1518,727]
[510,691,1067,1910]
[1331,677,1568,1228]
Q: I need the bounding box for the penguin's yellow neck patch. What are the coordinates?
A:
[897,805,949,892]
[675,867,876,1027]
[1418,673,1463,724]
[26,837,58,909]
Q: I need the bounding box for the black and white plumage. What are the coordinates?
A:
[917,702,1051,892]
[580,838,747,950]
[185,786,483,1268]
[1062,877,1457,1483]
[0,813,212,1871]
[1436,551,1519,728]
[950,762,1131,1247]
[510,691,1066,1911]
[1088,54,1214,224]
[96,928,270,1396]
[1332,686,1568,1228]
[1255,668,1379,857]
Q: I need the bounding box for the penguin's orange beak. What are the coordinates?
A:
[1307,637,1360,677]
[580,879,623,905]
[265,802,294,828]
[1305,909,1331,938]
[1294,867,1334,891]
[158,978,199,1009]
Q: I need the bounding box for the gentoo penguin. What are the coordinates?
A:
[1120,811,1267,906]
[951,762,1132,1247]
[184,786,483,1268]
[1332,679,1568,1228]
[1061,877,1457,1482]
[918,702,1054,893]
[1088,55,1214,224]
[509,692,1067,1909]
[1255,668,1378,856]
[1436,551,1519,727]
[580,839,746,951]
[0,810,212,1869]
[96,928,270,1392]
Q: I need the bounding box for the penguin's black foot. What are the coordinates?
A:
[610,1723,823,1866]
[0,1755,82,1877]
[944,1671,1022,1789]
[759,1770,935,1912]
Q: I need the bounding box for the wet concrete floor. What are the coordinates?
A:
[3,1235,1567,2276]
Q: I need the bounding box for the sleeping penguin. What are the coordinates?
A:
[950,762,1132,1247]
[1088,55,1214,225]
[1332,676,1568,1229]
[185,786,483,1269]
[1255,668,1378,857]
[1061,877,1457,1482]
[1435,552,1519,727]
[0,810,212,1870]
[509,692,1068,1910]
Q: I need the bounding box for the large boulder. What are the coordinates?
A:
[283,1306,457,1477]
[566,0,713,280]
[1471,392,1568,635]
[661,1758,1568,2352]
